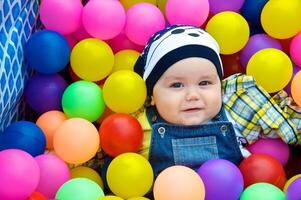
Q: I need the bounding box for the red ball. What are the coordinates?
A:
[239,154,286,189]
[26,192,47,200]
[99,113,143,157]
[221,53,245,78]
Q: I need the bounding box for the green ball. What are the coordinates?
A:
[62,80,105,122]
[240,183,285,200]
[56,178,104,200]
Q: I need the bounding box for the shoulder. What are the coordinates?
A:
[222,73,259,95]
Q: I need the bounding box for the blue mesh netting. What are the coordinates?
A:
[0,0,40,132]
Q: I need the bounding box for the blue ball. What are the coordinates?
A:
[101,156,113,192]
[240,0,268,25]
[0,121,46,156]
[25,30,70,74]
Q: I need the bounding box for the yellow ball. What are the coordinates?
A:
[120,0,157,10]
[246,48,293,93]
[106,153,154,199]
[113,50,140,72]
[70,38,114,81]
[206,11,249,55]
[103,70,147,113]
[283,174,301,192]
[128,197,150,200]
[99,195,124,200]
[70,166,104,190]
[157,0,167,15]
[261,0,301,39]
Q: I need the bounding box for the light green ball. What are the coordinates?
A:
[240,183,285,200]
[56,178,104,200]
[62,80,105,122]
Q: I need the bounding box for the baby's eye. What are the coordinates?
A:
[199,81,210,86]
[170,82,184,88]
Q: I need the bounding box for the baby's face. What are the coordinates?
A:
[152,57,222,125]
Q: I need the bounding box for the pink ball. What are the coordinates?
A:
[108,31,144,53]
[0,149,40,200]
[247,138,290,166]
[73,25,92,41]
[290,32,301,67]
[82,0,126,40]
[166,0,209,26]
[64,34,78,49]
[125,3,165,46]
[40,0,83,35]
[35,154,71,198]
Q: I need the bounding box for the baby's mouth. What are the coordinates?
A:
[183,108,202,112]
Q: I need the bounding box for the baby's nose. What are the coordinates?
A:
[185,87,200,101]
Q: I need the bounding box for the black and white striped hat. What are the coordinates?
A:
[134,25,223,95]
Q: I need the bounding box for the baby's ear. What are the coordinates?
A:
[133,55,145,77]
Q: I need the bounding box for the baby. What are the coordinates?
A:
[133,25,301,176]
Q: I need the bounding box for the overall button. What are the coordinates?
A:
[220,124,228,136]
[158,127,165,138]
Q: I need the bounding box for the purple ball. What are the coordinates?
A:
[25,74,67,113]
[287,177,301,200]
[284,65,300,95]
[209,0,245,14]
[197,159,243,200]
[240,34,282,67]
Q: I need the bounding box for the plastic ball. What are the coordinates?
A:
[98,196,124,200]
[25,74,67,114]
[35,154,71,198]
[25,30,70,74]
[209,0,245,14]
[36,110,67,149]
[0,121,46,156]
[284,65,300,95]
[39,0,82,35]
[70,38,114,81]
[283,174,301,192]
[240,183,285,200]
[113,49,140,72]
[261,0,301,39]
[101,156,114,191]
[99,113,143,157]
[246,48,293,93]
[239,154,286,189]
[55,178,104,200]
[64,34,78,49]
[206,11,249,55]
[247,138,290,166]
[154,165,205,200]
[166,0,209,26]
[71,166,104,189]
[291,71,301,107]
[125,3,165,45]
[240,33,282,67]
[157,0,167,15]
[197,159,243,200]
[82,0,126,40]
[286,177,301,200]
[27,192,47,200]
[108,31,144,53]
[106,153,154,199]
[240,0,268,25]
[73,25,91,41]
[290,32,301,67]
[103,70,147,113]
[53,118,100,164]
[62,80,105,122]
[120,0,157,10]
[221,53,245,78]
[128,197,150,200]
[0,149,40,200]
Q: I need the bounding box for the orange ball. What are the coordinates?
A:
[26,191,47,200]
[291,71,301,107]
[36,110,67,149]
[53,118,100,164]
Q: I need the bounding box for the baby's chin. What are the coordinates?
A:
[175,118,210,126]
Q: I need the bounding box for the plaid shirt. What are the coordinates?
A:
[223,73,301,145]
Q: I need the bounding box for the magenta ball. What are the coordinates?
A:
[40,0,83,35]
[166,0,209,26]
[25,74,67,114]
[287,177,301,200]
[197,159,244,200]
[0,149,40,200]
[247,138,290,166]
[35,154,71,198]
[125,3,165,45]
[240,34,282,67]
[290,32,301,67]
[108,31,144,53]
[82,0,126,40]
[209,0,245,14]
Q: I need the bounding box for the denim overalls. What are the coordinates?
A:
[146,106,243,176]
